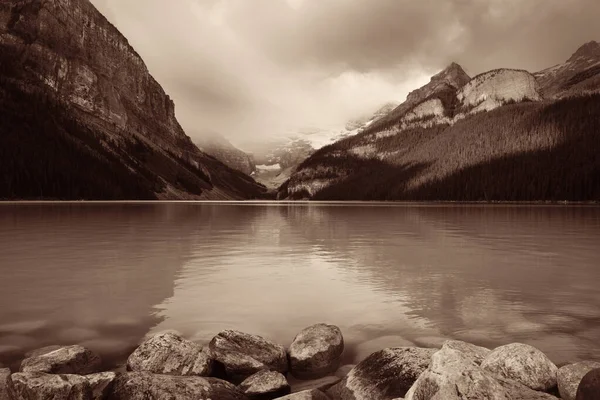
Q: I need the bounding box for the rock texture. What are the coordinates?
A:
[575,368,600,400]
[275,389,330,400]
[11,372,93,400]
[84,372,117,400]
[442,340,491,365]
[209,330,288,383]
[0,368,16,400]
[481,343,558,392]
[127,332,213,376]
[239,370,291,399]
[332,347,436,399]
[109,372,248,400]
[558,361,600,400]
[0,0,267,200]
[289,324,344,379]
[20,345,102,375]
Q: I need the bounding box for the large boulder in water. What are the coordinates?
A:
[558,361,600,400]
[1,368,16,400]
[289,324,344,379]
[481,343,558,392]
[209,330,288,383]
[20,345,102,375]
[127,332,213,376]
[109,372,248,400]
[239,370,291,399]
[576,368,600,400]
[332,347,436,399]
[11,372,93,399]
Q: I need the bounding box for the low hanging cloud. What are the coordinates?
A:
[90,0,600,149]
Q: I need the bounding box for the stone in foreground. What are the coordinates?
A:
[558,361,600,400]
[481,343,558,391]
[1,368,16,400]
[442,340,491,365]
[20,345,102,375]
[239,370,291,399]
[209,330,288,382]
[11,372,93,400]
[289,324,344,379]
[576,368,600,400]
[109,372,248,400]
[275,389,330,400]
[85,372,116,400]
[333,347,436,400]
[127,332,213,376]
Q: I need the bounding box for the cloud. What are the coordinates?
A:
[89,0,600,148]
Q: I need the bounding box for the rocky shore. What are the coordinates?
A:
[1,323,599,399]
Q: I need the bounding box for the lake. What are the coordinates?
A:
[0,202,599,371]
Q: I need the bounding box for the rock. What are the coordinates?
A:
[405,347,507,400]
[353,336,414,362]
[334,365,355,379]
[24,345,63,358]
[11,372,92,400]
[289,324,344,379]
[1,368,16,400]
[558,361,600,400]
[334,347,436,399]
[20,345,102,375]
[496,376,561,399]
[239,370,291,399]
[442,340,491,365]
[481,343,558,392]
[84,372,116,400]
[274,389,330,400]
[289,375,341,393]
[576,368,600,400]
[109,372,248,400]
[209,330,288,383]
[127,332,213,376]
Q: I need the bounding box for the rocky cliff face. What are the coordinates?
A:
[0,0,267,200]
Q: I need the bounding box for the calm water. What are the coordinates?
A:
[1,203,599,370]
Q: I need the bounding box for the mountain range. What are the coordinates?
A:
[278,41,600,201]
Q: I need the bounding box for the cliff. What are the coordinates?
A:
[0,0,267,200]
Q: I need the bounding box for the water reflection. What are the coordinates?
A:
[1,203,599,369]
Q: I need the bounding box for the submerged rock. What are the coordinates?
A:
[127,332,213,376]
[1,368,16,400]
[20,345,102,375]
[275,389,330,400]
[109,372,248,400]
[558,361,600,400]
[576,368,600,400]
[84,372,116,400]
[209,330,288,382]
[11,372,93,400]
[239,370,291,399]
[481,343,558,392]
[333,347,436,399]
[289,324,344,379]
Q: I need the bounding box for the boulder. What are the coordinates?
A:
[405,347,507,400]
[20,345,102,375]
[1,368,16,400]
[496,376,561,400]
[275,389,330,400]
[109,372,248,400]
[11,372,93,400]
[442,340,491,365]
[576,368,600,400]
[481,343,558,392]
[558,361,600,400]
[334,347,436,399]
[127,332,213,376]
[239,370,291,399]
[84,372,116,400]
[289,324,344,379]
[209,330,287,382]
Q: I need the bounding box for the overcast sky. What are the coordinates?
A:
[90,0,599,149]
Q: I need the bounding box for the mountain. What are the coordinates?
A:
[279,47,600,201]
[195,132,256,175]
[0,0,267,200]
[535,41,600,98]
[247,102,399,189]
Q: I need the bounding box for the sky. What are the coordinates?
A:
[90,0,600,149]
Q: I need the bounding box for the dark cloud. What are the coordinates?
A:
[90,0,600,147]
